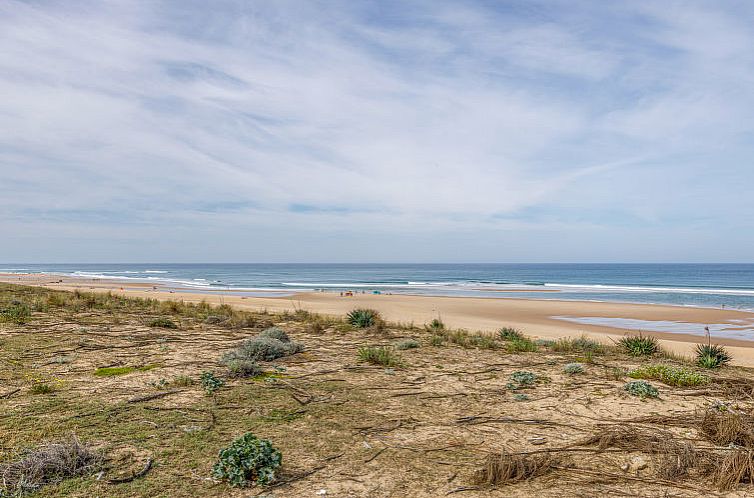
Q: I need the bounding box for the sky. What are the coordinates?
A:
[1,0,753,263]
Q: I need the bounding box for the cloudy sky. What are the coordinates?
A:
[1,0,753,262]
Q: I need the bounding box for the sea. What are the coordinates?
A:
[2,263,754,312]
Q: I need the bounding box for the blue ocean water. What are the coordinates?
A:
[2,263,754,311]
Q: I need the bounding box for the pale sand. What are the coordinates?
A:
[5,272,754,366]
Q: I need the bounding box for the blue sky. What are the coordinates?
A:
[1,0,753,262]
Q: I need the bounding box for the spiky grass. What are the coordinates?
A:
[695,343,732,368]
[498,327,524,341]
[346,309,382,328]
[617,333,659,356]
[357,346,404,367]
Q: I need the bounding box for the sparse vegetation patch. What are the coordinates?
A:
[629,364,709,387]
[357,346,404,367]
[211,433,282,488]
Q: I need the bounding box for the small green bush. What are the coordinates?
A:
[148,317,178,329]
[211,432,282,487]
[258,327,290,343]
[624,380,659,399]
[30,382,54,394]
[426,318,445,332]
[695,343,731,369]
[0,302,32,324]
[226,359,262,378]
[498,327,524,341]
[346,309,381,328]
[200,372,224,394]
[535,338,555,347]
[505,336,538,353]
[552,336,604,354]
[466,334,500,350]
[507,371,537,390]
[628,364,708,387]
[618,334,659,356]
[357,346,404,367]
[395,339,419,350]
[429,335,445,346]
[223,336,303,364]
[563,362,585,375]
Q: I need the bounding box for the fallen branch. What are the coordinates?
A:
[0,388,21,399]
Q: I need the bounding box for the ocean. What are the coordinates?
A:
[2,263,754,311]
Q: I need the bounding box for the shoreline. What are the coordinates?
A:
[5,272,754,366]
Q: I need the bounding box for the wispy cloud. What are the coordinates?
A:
[1,0,753,262]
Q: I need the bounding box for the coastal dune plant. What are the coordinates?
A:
[0,301,32,324]
[395,339,419,350]
[563,363,585,375]
[222,328,303,365]
[628,364,709,387]
[426,318,445,332]
[148,317,178,329]
[618,333,659,356]
[696,343,731,369]
[346,309,382,328]
[552,336,604,354]
[211,433,282,487]
[357,346,404,367]
[624,380,659,399]
[498,327,524,341]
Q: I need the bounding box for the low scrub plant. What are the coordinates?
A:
[505,336,538,353]
[211,432,282,487]
[429,335,445,346]
[628,364,709,387]
[695,343,731,369]
[258,327,290,342]
[563,363,585,375]
[507,371,537,390]
[148,317,178,329]
[395,339,419,350]
[552,336,604,354]
[357,346,404,367]
[222,332,303,364]
[0,436,100,496]
[0,301,32,324]
[200,371,224,394]
[172,375,195,387]
[347,308,382,328]
[535,338,555,347]
[498,327,524,341]
[624,380,659,399]
[226,359,262,378]
[425,318,445,332]
[617,334,659,356]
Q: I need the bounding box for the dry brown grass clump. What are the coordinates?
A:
[0,436,100,496]
[710,449,754,490]
[699,408,754,447]
[475,451,559,486]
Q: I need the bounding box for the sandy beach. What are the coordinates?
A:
[5,272,754,366]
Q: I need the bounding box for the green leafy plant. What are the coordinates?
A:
[618,334,659,356]
[223,335,303,364]
[505,336,538,353]
[624,380,659,399]
[211,433,282,487]
[628,364,709,387]
[425,318,445,332]
[395,339,419,350]
[695,343,731,369]
[498,327,524,341]
[552,336,604,354]
[357,346,404,367]
[200,371,224,394]
[346,309,381,328]
[507,371,537,390]
[429,335,445,346]
[563,362,585,375]
[0,301,32,324]
[148,317,178,329]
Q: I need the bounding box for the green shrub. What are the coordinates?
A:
[346,309,381,328]
[357,346,404,367]
[628,364,708,387]
[498,327,524,341]
[0,302,32,324]
[507,371,537,390]
[200,372,224,394]
[505,336,538,353]
[223,336,303,364]
[395,339,419,350]
[618,334,659,356]
[172,375,195,387]
[148,317,178,329]
[429,335,445,346]
[535,338,555,347]
[695,343,731,369]
[258,327,290,343]
[466,334,500,350]
[30,382,54,394]
[226,359,262,378]
[426,318,445,332]
[563,362,585,375]
[552,336,604,354]
[624,380,659,399]
[211,433,282,487]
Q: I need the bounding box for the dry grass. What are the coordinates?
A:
[475,452,559,486]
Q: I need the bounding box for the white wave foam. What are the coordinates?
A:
[544,283,754,296]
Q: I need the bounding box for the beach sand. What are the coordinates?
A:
[5,272,754,366]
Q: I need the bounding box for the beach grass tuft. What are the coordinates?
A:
[695,343,732,369]
[357,346,404,367]
[617,333,659,356]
